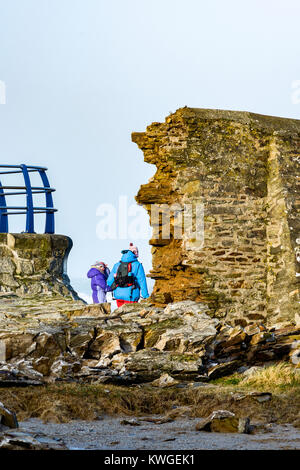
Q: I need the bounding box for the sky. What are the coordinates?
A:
[0,0,300,295]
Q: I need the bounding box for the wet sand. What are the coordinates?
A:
[20,416,300,450]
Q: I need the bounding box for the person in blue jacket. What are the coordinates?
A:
[87,261,112,304]
[106,243,149,307]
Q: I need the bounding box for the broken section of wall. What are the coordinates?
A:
[132,107,300,326]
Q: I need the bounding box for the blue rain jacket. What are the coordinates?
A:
[106,250,149,301]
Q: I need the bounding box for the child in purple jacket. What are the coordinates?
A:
[87,261,112,304]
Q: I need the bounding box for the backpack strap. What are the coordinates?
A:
[127,262,134,287]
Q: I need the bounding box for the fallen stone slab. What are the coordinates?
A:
[151,373,179,388]
[0,429,68,450]
[0,401,18,428]
[195,410,251,434]
[123,349,204,382]
[232,392,272,403]
[247,392,272,403]
[207,360,241,380]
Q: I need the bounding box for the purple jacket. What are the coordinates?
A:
[87,267,112,292]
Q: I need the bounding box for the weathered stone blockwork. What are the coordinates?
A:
[0,233,79,300]
[132,108,300,326]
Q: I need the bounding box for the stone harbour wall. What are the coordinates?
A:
[0,233,81,300]
[132,108,300,326]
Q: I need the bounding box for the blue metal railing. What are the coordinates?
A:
[0,164,57,234]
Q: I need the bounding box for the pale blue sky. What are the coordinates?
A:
[0,0,300,291]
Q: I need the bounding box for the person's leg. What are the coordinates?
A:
[98,287,107,303]
[92,289,99,304]
[93,286,106,304]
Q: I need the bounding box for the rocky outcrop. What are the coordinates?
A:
[132,107,300,326]
[0,300,299,385]
[0,233,81,300]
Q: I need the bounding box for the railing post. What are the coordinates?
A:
[21,164,34,233]
[0,179,8,232]
[38,168,55,234]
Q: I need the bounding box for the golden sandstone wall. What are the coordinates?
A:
[132,108,300,327]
